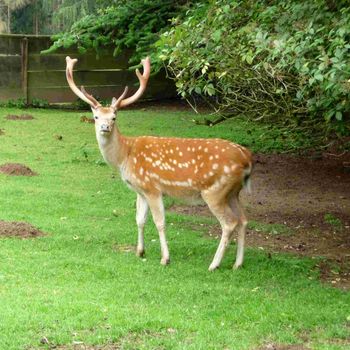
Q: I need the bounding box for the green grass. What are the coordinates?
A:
[0,107,349,350]
[324,213,344,231]
[248,221,292,235]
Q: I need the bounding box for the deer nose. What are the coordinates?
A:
[100,124,110,132]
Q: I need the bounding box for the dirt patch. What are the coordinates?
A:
[170,152,350,288]
[317,260,350,290]
[80,115,95,124]
[0,163,37,176]
[6,114,34,120]
[35,330,166,350]
[45,345,120,350]
[257,344,310,350]
[0,221,45,238]
[257,345,310,350]
[247,153,350,230]
[112,244,135,253]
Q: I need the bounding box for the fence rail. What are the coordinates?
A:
[0,34,176,104]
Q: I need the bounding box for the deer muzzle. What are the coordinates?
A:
[100,123,111,133]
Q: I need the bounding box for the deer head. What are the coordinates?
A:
[65,56,151,136]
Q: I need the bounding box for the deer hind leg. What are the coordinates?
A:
[136,193,149,257]
[202,191,239,271]
[230,195,248,269]
[143,193,170,265]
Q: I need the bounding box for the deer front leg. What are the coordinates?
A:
[144,193,170,265]
[136,193,149,257]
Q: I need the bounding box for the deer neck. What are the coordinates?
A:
[96,126,128,168]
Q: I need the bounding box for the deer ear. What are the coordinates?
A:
[111,97,117,106]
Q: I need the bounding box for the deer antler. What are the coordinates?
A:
[81,86,101,108]
[66,56,101,109]
[111,57,151,110]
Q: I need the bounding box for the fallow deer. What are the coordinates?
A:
[65,56,253,270]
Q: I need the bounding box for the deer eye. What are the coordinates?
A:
[94,116,98,120]
[112,117,116,121]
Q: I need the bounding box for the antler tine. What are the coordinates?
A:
[65,56,101,109]
[81,86,101,108]
[112,86,129,110]
[113,57,151,109]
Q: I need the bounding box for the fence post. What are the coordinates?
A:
[21,37,28,105]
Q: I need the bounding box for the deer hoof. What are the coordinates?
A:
[160,257,170,266]
[233,263,242,270]
[208,264,219,271]
[136,249,145,258]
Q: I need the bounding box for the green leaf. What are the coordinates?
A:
[212,30,222,42]
[201,65,209,74]
[194,86,202,94]
[246,56,253,65]
[314,73,323,81]
[205,83,215,96]
[222,5,230,14]
[325,110,335,122]
[335,111,342,121]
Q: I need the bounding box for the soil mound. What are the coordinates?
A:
[0,221,45,238]
[6,114,34,120]
[0,163,37,176]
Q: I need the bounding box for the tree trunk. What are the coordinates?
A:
[35,13,38,35]
[7,5,10,33]
[33,0,39,35]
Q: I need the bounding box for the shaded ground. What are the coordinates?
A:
[0,221,45,238]
[0,163,37,176]
[171,152,350,289]
[6,114,34,120]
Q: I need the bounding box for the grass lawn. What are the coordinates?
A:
[0,107,349,350]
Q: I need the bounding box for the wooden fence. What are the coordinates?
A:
[0,34,176,104]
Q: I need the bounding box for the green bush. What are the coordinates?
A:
[0,98,27,108]
[157,0,350,133]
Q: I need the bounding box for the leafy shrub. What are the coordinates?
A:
[157,0,350,133]
[31,98,50,108]
[0,98,50,109]
[0,98,27,108]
